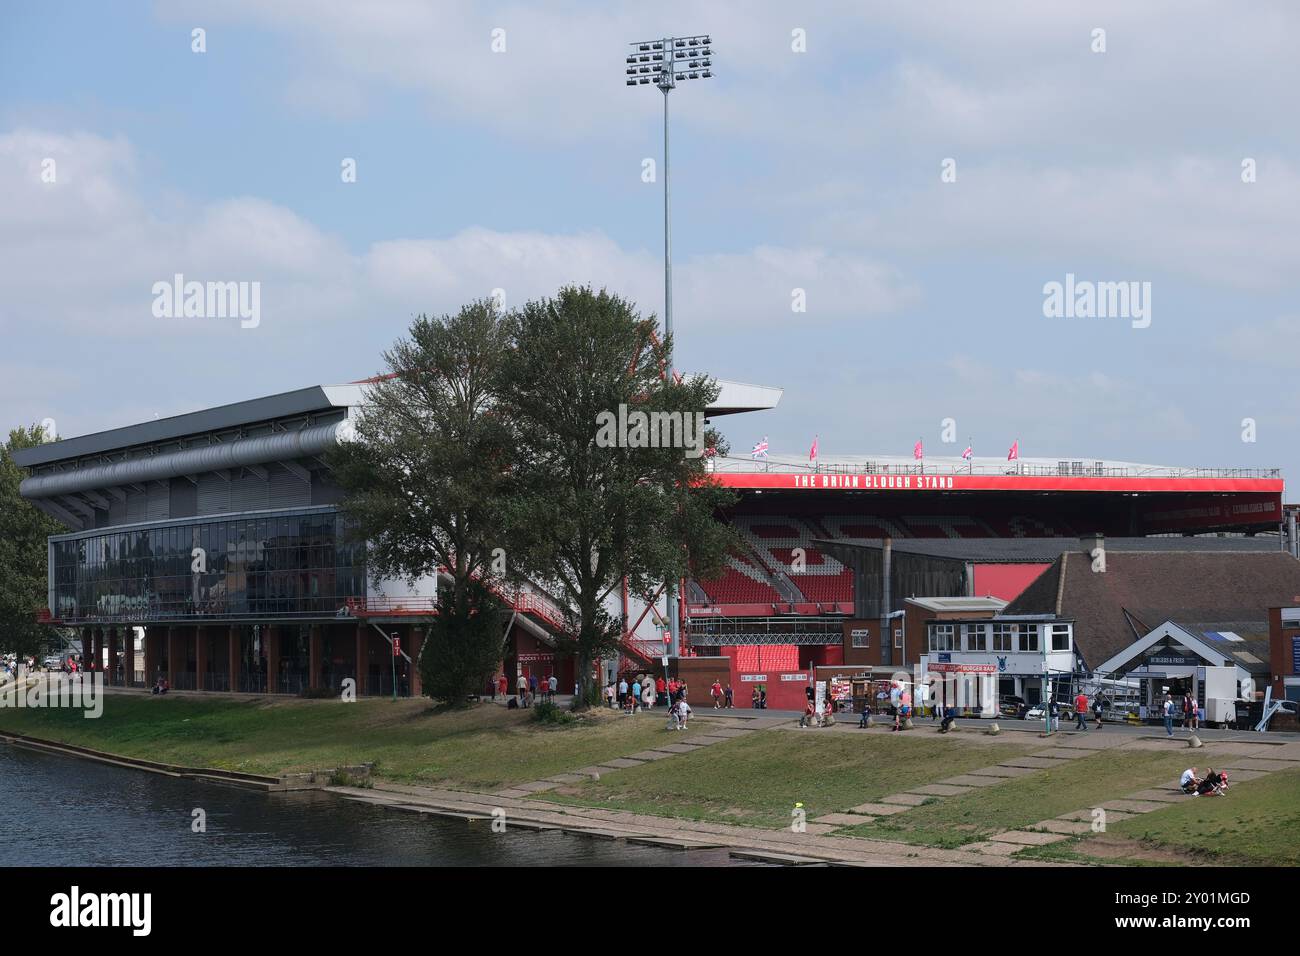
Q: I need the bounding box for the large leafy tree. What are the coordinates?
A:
[0,425,68,658]
[328,301,515,705]
[499,286,737,708]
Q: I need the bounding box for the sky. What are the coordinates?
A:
[1,0,1298,480]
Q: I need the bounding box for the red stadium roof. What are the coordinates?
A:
[710,471,1283,494]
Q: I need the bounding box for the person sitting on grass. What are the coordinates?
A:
[1180,767,1200,794]
[1195,769,1228,796]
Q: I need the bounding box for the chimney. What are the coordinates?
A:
[1081,533,1105,572]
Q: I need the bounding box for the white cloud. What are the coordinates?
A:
[0,127,911,377]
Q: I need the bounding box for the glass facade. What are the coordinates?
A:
[50,509,365,623]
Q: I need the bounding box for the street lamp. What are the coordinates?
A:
[626,33,714,662]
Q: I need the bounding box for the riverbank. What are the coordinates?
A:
[0,692,670,791]
[4,694,1298,866]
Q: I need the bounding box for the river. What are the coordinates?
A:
[0,745,743,866]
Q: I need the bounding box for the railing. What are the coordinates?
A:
[705,455,1281,480]
[688,614,845,645]
[345,580,572,632]
[238,673,268,694]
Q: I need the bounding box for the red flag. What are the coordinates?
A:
[809,435,818,462]
[913,439,924,460]
[1007,440,1019,461]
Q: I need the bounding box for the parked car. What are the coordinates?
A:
[999,696,1028,718]
[1025,703,1076,721]
[42,655,64,670]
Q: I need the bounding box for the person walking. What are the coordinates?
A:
[642,681,654,711]
[655,675,667,707]
[1182,693,1195,730]
[630,677,641,713]
[1048,696,1059,733]
[1163,694,1175,736]
[724,682,734,708]
[618,675,628,706]
[1074,690,1089,730]
[516,671,528,707]
[1093,696,1104,729]
[711,679,724,709]
[547,673,557,701]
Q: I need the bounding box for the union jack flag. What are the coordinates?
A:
[751,436,769,459]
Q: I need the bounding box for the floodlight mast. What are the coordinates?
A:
[625,34,714,662]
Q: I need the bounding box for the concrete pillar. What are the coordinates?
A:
[409,626,424,697]
[309,623,322,690]
[107,627,119,683]
[124,626,135,687]
[355,624,368,696]
[196,625,209,691]
[166,626,178,688]
[266,625,280,694]
[144,627,158,684]
[228,626,241,693]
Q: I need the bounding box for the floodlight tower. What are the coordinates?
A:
[625,33,714,660]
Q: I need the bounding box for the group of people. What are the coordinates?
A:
[1180,766,1229,797]
[605,674,690,713]
[709,679,734,709]
[1163,692,1200,735]
[508,671,557,708]
[1071,691,1105,731]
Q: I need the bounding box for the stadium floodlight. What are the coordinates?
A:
[624,33,715,662]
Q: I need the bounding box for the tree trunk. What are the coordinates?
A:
[575,649,592,711]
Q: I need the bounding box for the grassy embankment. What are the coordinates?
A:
[837,749,1193,848]
[0,692,668,791]
[541,730,1038,828]
[1020,767,1300,866]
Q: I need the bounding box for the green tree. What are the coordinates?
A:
[499,285,737,708]
[0,425,67,658]
[416,577,505,703]
[328,301,514,705]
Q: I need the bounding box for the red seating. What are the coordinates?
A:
[730,645,798,672]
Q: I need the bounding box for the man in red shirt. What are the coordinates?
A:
[1074,691,1089,731]
[710,679,723,709]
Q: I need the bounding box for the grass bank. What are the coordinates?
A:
[0,692,668,790]
[541,729,1037,828]
[1024,767,1300,866]
[840,750,1199,848]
